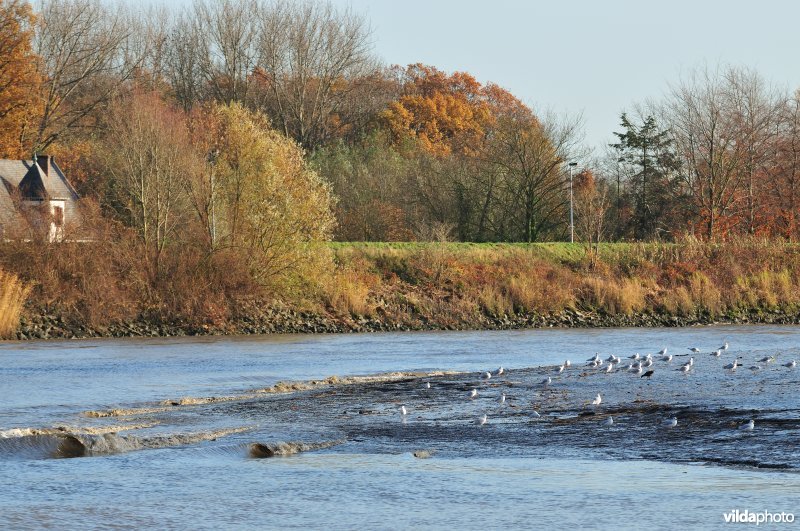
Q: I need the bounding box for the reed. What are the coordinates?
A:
[0,270,30,339]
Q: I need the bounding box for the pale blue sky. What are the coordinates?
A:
[329,0,800,152]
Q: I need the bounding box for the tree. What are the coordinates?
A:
[382,64,492,158]
[573,169,611,268]
[0,0,39,158]
[32,0,144,152]
[664,66,755,239]
[611,112,680,240]
[197,102,336,288]
[101,91,197,285]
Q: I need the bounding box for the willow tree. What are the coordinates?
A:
[203,102,335,290]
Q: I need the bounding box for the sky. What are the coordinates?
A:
[328,0,800,155]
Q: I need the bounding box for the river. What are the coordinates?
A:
[1,326,798,529]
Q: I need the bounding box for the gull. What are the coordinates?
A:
[591,394,602,406]
[720,342,729,351]
[532,410,541,418]
[629,353,640,361]
[661,354,673,362]
[496,366,504,376]
[477,414,488,426]
[724,358,742,370]
[643,359,653,368]
[556,364,565,374]
[603,417,614,426]
[611,355,621,364]
[604,363,614,374]
[469,389,478,399]
[783,360,796,368]
[662,417,678,428]
[689,347,701,354]
[634,366,643,375]
[711,350,721,357]
[657,348,668,356]
[606,355,616,363]
[739,419,755,431]
[564,360,571,367]
[498,393,506,404]
[400,406,408,416]
[757,356,775,364]
[678,364,691,373]
[541,376,552,386]
[587,353,601,362]
[748,365,761,372]
[641,370,654,379]
[483,371,492,380]
[426,382,431,389]
[681,357,694,368]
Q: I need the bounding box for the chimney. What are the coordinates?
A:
[37,154,50,176]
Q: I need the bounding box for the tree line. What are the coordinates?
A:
[1,0,800,251]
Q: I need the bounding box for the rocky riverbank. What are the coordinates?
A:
[13,304,800,340]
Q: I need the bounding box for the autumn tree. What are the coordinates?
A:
[382,64,492,158]
[573,169,611,267]
[771,91,800,240]
[0,0,39,158]
[100,91,197,285]
[195,102,336,288]
[663,68,772,239]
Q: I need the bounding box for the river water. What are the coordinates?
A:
[1,326,798,529]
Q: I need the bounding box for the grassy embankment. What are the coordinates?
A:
[5,238,800,337]
[320,239,800,327]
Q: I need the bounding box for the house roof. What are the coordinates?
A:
[0,158,79,201]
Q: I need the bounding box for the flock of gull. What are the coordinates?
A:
[398,341,795,432]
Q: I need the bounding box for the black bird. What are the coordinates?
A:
[641,370,655,379]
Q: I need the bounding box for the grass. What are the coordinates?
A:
[321,239,800,324]
[0,270,30,339]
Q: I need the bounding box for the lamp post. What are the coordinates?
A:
[568,162,577,243]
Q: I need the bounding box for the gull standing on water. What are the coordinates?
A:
[496,367,504,376]
[661,354,673,362]
[556,364,565,374]
[689,347,701,354]
[477,414,488,426]
[662,417,678,428]
[483,371,492,380]
[498,393,506,404]
[469,389,478,399]
[603,417,614,426]
[541,376,552,386]
[711,350,721,357]
[657,348,668,356]
[591,394,602,406]
[720,342,729,351]
[783,360,797,368]
[426,382,431,389]
[400,406,408,416]
[724,358,742,370]
[739,419,755,431]
[565,360,571,367]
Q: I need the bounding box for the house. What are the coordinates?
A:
[0,155,81,242]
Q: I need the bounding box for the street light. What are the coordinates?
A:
[568,162,577,243]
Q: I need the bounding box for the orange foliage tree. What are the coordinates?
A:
[382,64,495,157]
[0,0,40,158]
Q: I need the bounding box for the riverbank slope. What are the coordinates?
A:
[11,240,800,339]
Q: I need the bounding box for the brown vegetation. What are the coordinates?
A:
[0,268,29,338]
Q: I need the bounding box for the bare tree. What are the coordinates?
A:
[253,0,376,150]
[488,110,584,242]
[32,0,145,151]
[664,66,758,239]
[573,170,611,268]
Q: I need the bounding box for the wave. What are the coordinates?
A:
[0,427,252,459]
